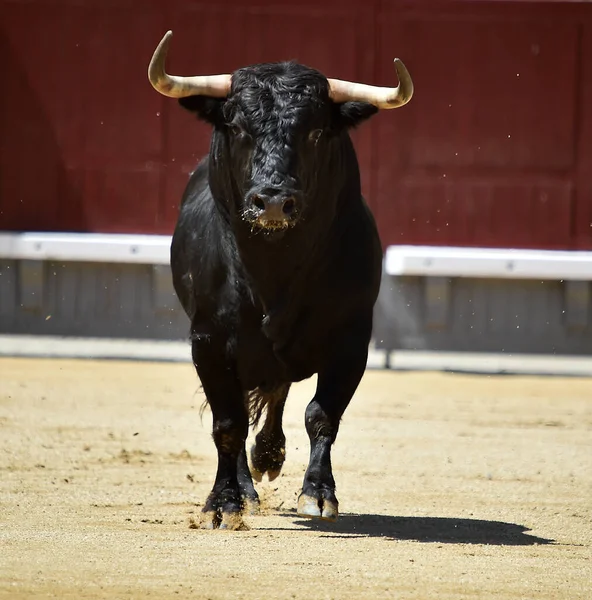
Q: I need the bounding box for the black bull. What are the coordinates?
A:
[148,32,413,529]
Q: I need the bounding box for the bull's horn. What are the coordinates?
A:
[148,30,231,98]
[328,59,413,109]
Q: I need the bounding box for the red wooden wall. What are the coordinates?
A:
[1,0,591,250]
[375,1,592,250]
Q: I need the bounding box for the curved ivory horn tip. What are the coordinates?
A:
[154,31,173,53]
[393,58,408,71]
[159,30,173,47]
[149,31,172,78]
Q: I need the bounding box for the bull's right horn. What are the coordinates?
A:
[148,31,231,98]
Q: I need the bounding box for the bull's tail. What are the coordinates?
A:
[246,383,290,428]
[198,382,290,428]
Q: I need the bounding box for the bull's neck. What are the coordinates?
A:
[234,221,326,311]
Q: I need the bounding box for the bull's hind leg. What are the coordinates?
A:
[297,317,372,522]
[250,383,291,482]
[191,335,255,530]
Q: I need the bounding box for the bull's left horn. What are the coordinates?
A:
[328,58,413,109]
[148,30,231,98]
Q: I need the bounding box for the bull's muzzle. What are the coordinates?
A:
[246,189,300,231]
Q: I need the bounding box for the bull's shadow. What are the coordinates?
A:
[283,512,553,546]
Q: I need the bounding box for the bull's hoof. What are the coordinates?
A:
[250,435,286,482]
[199,509,250,531]
[267,468,282,482]
[297,493,339,522]
[251,466,283,483]
[251,466,263,483]
[242,497,260,516]
[220,511,250,530]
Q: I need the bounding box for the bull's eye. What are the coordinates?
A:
[308,129,323,144]
[227,124,247,139]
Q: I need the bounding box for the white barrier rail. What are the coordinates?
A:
[0,232,172,265]
[385,245,592,281]
[1,233,592,281]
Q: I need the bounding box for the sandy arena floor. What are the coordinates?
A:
[1,357,591,599]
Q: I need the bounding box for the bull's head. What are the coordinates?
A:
[148,31,413,234]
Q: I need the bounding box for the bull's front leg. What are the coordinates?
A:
[191,334,257,530]
[297,317,372,522]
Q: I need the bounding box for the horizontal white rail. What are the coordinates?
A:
[1,233,591,280]
[0,232,172,265]
[385,245,592,281]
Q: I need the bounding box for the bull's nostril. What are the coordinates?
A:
[282,198,296,216]
[252,195,266,211]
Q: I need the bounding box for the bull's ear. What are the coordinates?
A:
[178,96,226,126]
[335,101,379,129]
